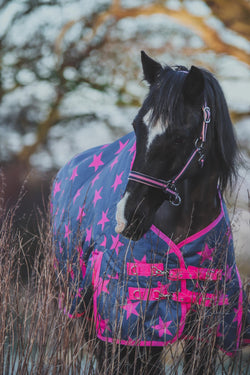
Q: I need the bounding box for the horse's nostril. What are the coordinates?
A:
[115,221,126,234]
[115,192,130,233]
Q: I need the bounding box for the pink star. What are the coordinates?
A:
[127,336,137,345]
[97,315,111,335]
[93,187,103,207]
[91,172,101,187]
[76,205,86,222]
[233,305,242,323]
[152,317,172,337]
[134,255,147,263]
[77,246,83,257]
[108,273,119,280]
[79,259,86,278]
[53,181,61,197]
[67,264,74,280]
[97,278,110,295]
[198,244,215,264]
[115,140,129,154]
[70,166,78,181]
[110,234,124,255]
[86,226,92,243]
[110,156,119,170]
[129,142,136,154]
[98,209,110,231]
[122,300,140,319]
[111,172,123,192]
[75,288,83,298]
[157,281,170,294]
[100,235,107,247]
[224,264,232,281]
[64,223,71,241]
[89,153,104,172]
[73,188,81,204]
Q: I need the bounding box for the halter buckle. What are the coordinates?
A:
[163,182,182,207]
[203,106,211,124]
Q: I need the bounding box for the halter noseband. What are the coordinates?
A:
[128,104,211,206]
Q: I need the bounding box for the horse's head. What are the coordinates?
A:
[115,51,238,241]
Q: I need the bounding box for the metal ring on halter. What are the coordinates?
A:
[169,193,182,206]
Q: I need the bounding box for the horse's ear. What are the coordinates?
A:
[183,66,204,104]
[141,51,162,85]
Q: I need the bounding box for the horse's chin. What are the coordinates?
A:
[116,221,151,242]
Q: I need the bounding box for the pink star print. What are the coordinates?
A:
[224,264,233,281]
[233,305,242,323]
[122,300,140,319]
[111,172,123,192]
[110,234,124,255]
[134,255,147,263]
[198,244,215,264]
[97,315,111,335]
[110,156,119,170]
[91,172,100,187]
[86,226,92,243]
[76,205,86,222]
[115,140,129,154]
[127,337,137,345]
[100,235,107,247]
[129,142,136,154]
[216,325,223,338]
[97,278,110,296]
[89,153,104,172]
[98,209,110,231]
[64,223,71,241]
[93,187,103,207]
[108,273,119,280]
[73,188,81,204]
[152,317,172,337]
[53,181,61,197]
[77,246,83,257]
[70,166,78,181]
[67,264,74,280]
[80,259,86,278]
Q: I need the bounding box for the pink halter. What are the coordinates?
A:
[128,103,211,206]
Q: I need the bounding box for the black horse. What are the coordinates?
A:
[52,52,247,374]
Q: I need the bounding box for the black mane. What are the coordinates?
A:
[140,65,240,193]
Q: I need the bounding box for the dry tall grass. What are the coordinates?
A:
[0,194,249,374]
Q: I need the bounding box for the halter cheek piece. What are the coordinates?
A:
[128,103,211,207]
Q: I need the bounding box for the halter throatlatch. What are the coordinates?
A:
[128,103,211,207]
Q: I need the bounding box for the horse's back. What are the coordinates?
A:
[51,132,136,315]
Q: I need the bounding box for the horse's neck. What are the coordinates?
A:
[153,174,220,243]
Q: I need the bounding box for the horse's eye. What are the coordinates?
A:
[174,137,183,144]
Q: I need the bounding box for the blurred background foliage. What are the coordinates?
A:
[0,0,249,274]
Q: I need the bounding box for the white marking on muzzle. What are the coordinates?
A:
[115,192,130,233]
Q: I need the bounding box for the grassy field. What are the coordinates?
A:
[1,201,249,375]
